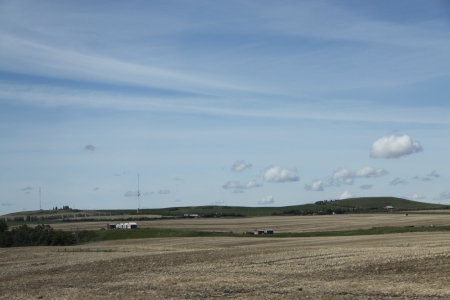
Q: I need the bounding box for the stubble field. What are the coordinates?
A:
[2,214,450,299]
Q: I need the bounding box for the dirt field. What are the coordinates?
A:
[2,232,450,299]
[51,213,450,232]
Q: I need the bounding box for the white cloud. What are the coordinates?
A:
[263,166,299,183]
[339,191,354,200]
[410,194,426,200]
[389,178,409,186]
[222,180,262,190]
[258,195,274,205]
[370,135,423,159]
[231,160,252,172]
[433,191,450,201]
[84,144,95,151]
[354,167,388,178]
[359,184,373,190]
[305,180,324,191]
[331,168,353,185]
[159,190,170,194]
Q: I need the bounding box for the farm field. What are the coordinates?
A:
[2,232,450,299]
[49,213,450,232]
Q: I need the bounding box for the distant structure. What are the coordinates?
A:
[111,222,138,229]
[39,187,41,211]
[384,206,394,210]
[254,229,274,235]
[137,174,140,213]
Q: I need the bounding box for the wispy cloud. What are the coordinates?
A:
[2,202,12,206]
[389,178,409,186]
[359,184,373,190]
[222,180,262,190]
[231,160,252,172]
[258,195,274,205]
[84,144,95,151]
[159,190,170,195]
[124,190,139,197]
[433,191,450,201]
[21,186,33,191]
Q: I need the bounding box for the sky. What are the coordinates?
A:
[1,0,450,214]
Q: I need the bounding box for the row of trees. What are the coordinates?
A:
[0,220,80,247]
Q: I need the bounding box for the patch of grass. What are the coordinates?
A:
[90,228,239,242]
[85,225,450,243]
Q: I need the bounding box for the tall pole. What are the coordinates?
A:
[137,174,140,213]
[39,187,41,210]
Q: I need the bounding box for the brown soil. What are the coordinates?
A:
[2,232,450,299]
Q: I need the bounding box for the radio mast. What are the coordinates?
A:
[137,174,140,213]
[39,187,41,211]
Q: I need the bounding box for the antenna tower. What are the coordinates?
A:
[39,187,41,210]
[137,174,140,213]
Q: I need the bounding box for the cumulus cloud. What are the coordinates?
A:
[339,191,354,200]
[263,166,299,183]
[433,191,450,201]
[231,160,252,172]
[411,194,426,200]
[359,184,373,190]
[84,144,95,151]
[21,186,33,191]
[331,168,354,185]
[305,180,324,191]
[258,195,274,205]
[222,180,262,190]
[159,190,170,194]
[354,167,388,178]
[389,178,409,186]
[124,190,139,197]
[2,202,12,206]
[370,135,423,159]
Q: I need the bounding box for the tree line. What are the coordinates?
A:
[0,220,94,247]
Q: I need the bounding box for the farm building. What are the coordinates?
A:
[106,223,116,229]
[254,229,274,235]
[114,222,138,229]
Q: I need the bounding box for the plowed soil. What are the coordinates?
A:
[2,232,450,299]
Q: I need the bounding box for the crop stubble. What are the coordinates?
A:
[2,232,450,299]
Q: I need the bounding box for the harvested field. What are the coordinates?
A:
[2,233,450,299]
[50,213,450,232]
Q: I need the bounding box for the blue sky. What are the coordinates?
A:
[1,0,449,214]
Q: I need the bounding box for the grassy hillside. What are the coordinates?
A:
[3,197,447,221]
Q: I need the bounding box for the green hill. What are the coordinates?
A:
[3,197,447,220]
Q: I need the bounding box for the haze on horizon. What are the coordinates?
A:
[1,0,449,214]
